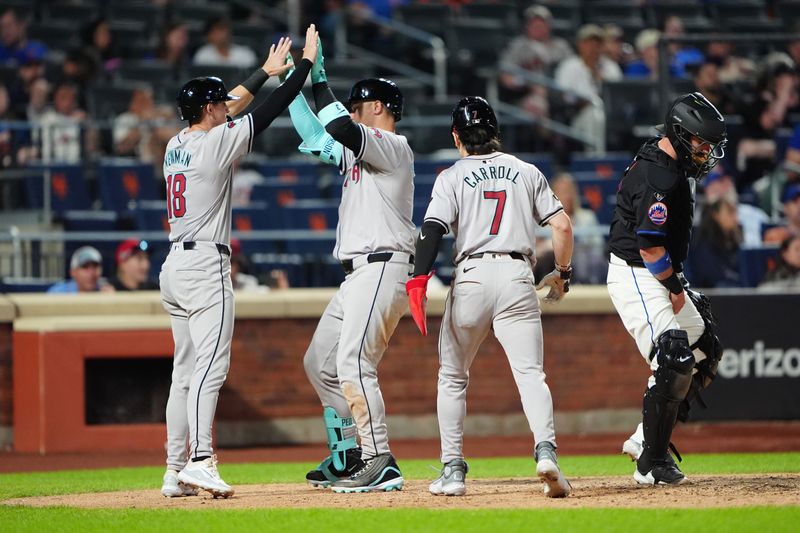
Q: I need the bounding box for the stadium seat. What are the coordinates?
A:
[25,164,91,213]
[116,61,177,85]
[249,252,309,288]
[134,200,170,232]
[87,84,138,120]
[0,277,62,293]
[257,160,320,180]
[395,4,451,37]
[569,152,633,179]
[646,0,705,27]
[738,245,780,287]
[574,175,620,225]
[97,161,160,212]
[460,3,518,29]
[109,4,165,28]
[281,200,339,254]
[249,179,321,208]
[61,210,118,232]
[27,20,80,50]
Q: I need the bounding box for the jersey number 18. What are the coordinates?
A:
[166,173,187,219]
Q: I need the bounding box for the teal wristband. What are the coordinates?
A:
[318,101,349,126]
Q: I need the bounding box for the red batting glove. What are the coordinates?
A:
[406,272,434,336]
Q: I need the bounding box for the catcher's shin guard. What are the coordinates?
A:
[323,406,357,471]
[639,330,694,469]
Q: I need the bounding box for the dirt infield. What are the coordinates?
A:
[4,474,799,510]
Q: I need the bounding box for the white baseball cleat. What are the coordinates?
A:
[535,442,572,498]
[161,469,199,497]
[622,438,643,462]
[177,455,234,498]
[429,459,468,496]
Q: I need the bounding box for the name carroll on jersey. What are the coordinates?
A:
[165,148,192,167]
[463,165,519,188]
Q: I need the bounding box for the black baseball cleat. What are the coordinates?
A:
[331,453,404,493]
[306,447,365,488]
[634,457,689,485]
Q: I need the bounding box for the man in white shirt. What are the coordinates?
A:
[193,16,257,69]
[555,24,623,154]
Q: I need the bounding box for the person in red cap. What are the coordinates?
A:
[111,239,158,291]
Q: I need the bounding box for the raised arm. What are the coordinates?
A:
[226,37,294,117]
[248,24,319,136]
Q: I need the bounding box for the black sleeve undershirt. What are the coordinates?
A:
[250,59,312,136]
[413,220,447,276]
[312,81,363,154]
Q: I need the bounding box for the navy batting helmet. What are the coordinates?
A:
[451,96,498,134]
[177,76,239,122]
[346,78,403,122]
[664,92,727,177]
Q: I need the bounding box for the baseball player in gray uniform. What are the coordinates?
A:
[158,27,319,499]
[281,41,413,493]
[407,97,574,498]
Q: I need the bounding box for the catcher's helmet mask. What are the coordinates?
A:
[345,78,403,122]
[177,76,240,123]
[657,92,727,179]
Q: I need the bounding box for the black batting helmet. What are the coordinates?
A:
[177,76,239,122]
[346,78,403,122]
[664,92,727,178]
[451,96,498,134]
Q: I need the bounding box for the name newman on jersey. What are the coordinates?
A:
[463,165,519,188]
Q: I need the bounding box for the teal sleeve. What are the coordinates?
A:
[288,93,342,166]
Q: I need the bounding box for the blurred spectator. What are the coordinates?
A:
[0,84,14,167]
[156,21,191,72]
[110,239,158,291]
[625,29,660,79]
[229,239,289,291]
[786,21,800,70]
[60,48,99,91]
[703,166,768,248]
[602,23,633,71]
[232,161,266,207]
[48,246,115,293]
[535,172,605,283]
[113,86,177,164]
[6,45,48,120]
[36,82,94,163]
[736,53,799,189]
[499,5,572,118]
[0,8,47,66]
[662,16,703,79]
[81,18,122,76]
[758,235,800,290]
[555,24,622,154]
[193,16,257,68]
[686,196,742,288]
[784,123,800,181]
[764,183,800,244]
[706,40,755,84]
[693,61,736,115]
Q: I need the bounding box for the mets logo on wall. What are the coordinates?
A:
[648,202,668,225]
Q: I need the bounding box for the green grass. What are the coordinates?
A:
[1,453,797,533]
[1,507,799,533]
[1,452,798,500]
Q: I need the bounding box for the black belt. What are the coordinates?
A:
[462,251,526,263]
[174,241,231,256]
[340,252,414,275]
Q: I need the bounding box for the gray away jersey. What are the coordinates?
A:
[334,124,416,260]
[424,152,563,262]
[163,114,254,245]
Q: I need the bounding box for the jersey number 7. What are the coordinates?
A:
[166,173,187,219]
[483,190,506,235]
